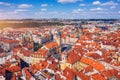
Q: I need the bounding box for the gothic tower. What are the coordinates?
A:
[29,32,34,52]
[56,30,62,53]
[75,24,83,38]
[20,34,25,46]
[79,24,83,37]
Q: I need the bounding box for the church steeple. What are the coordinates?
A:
[29,31,34,52]
[20,34,25,46]
[75,23,83,38]
[56,30,62,53]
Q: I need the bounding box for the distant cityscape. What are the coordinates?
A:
[0,19,120,29]
[0,19,120,80]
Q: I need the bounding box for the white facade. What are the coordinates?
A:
[33,35,52,44]
[0,57,6,64]
[1,42,19,51]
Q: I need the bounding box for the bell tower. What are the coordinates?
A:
[56,30,62,53]
[75,24,79,38]
[75,23,83,38]
[20,34,25,46]
[29,32,34,52]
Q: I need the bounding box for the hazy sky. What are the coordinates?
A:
[0,0,120,19]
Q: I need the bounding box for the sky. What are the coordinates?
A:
[0,0,120,19]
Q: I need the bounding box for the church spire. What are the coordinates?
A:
[56,30,62,53]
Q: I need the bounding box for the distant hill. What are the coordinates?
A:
[0,20,64,29]
[0,19,119,29]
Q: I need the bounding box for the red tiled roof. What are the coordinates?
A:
[92,61,105,71]
[23,50,31,57]
[0,68,5,75]
[55,74,63,80]
[14,55,20,60]
[67,50,80,64]
[6,66,20,72]
[80,57,105,71]
[62,34,67,38]
[34,31,39,35]
[33,49,48,58]
[0,53,4,58]
[78,72,90,80]
[3,62,11,67]
[12,48,19,54]
[63,67,75,80]
[48,64,58,72]
[32,61,48,70]
[101,70,113,79]
[70,34,75,38]
[0,49,4,53]
[47,57,55,61]
[104,57,112,63]
[92,74,106,80]
[113,69,120,79]
[23,68,32,80]
[86,53,102,59]
[45,42,58,49]
[26,45,33,49]
[84,65,93,73]
[3,39,19,43]
[80,57,94,65]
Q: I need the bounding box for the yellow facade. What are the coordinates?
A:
[60,63,66,70]
[118,57,120,62]
[32,57,45,64]
[60,61,87,71]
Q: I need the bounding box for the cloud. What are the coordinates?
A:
[18,4,32,8]
[118,11,120,14]
[14,9,28,14]
[101,1,118,6]
[41,4,48,7]
[96,11,108,14]
[79,4,86,6]
[72,9,83,14]
[110,6,116,9]
[0,10,26,19]
[92,1,118,6]
[35,11,60,18]
[93,1,101,5]
[0,2,11,6]
[35,11,57,16]
[41,8,47,11]
[90,7,106,11]
[49,11,59,14]
[57,0,82,3]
